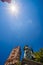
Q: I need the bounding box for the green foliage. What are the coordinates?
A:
[16,61,21,65]
[18,61,21,65]
[34,48,43,63]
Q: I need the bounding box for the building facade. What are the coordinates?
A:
[5,46,21,65]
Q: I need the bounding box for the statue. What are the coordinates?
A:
[24,45,35,60]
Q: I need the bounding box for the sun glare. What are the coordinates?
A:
[9,3,19,16]
[10,4,15,12]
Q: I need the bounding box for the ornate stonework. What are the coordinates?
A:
[21,58,43,65]
[5,46,21,65]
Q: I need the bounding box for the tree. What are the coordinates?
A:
[34,48,43,63]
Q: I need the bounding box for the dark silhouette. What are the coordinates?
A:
[1,0,11,3]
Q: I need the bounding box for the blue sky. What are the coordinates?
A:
[0,0,43,65]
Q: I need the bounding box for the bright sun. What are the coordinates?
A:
[10,4,15,12]
[9,3,19,16]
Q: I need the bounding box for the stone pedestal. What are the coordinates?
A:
[21,58,43,65]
